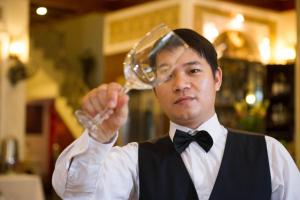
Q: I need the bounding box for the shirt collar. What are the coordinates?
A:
[169,113,225,143]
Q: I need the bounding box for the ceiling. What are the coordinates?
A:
[30,0,295,26]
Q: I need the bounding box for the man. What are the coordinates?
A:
[52,28,300,200]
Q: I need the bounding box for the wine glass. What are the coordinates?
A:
[75,23,189,134]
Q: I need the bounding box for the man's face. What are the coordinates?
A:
[154,47,222,129]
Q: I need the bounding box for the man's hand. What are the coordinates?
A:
[82,83,129,143]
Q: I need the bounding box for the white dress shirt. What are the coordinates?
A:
[52,114,300,200]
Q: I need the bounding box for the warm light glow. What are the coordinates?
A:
[203,22,219,42]
[259,37,271,63]
[275,46,296,63]
[245,93,256,105]
[228,13,245,30]
[255,89,264,103]
[0,33,10,60]
[283,48,296,59]
[9,41,26,56]
[36,7,47,16]
[235,14,245,23]
[273,41,296,64]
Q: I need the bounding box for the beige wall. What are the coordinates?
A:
[0,0,29,160]
[28,13,104,139]
[31,13,104,86]
[276,11,296,63]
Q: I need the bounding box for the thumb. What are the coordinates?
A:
[115,94,129,117]
[99,94,129,137]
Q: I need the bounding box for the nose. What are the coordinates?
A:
[172,72,191,92]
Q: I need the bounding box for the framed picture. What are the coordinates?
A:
[26,103,44,134]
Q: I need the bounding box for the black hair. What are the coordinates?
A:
[174,28,218,73]
[149,28,218,75]
[149,33,184,68]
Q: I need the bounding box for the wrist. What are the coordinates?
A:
[88,131,116,144]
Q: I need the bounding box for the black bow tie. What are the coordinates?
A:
[173,129,213,153]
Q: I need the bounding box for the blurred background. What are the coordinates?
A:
[0,0,299,199]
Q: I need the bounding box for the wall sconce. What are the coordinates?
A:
[7,55,29,86]
[7,40,31,86]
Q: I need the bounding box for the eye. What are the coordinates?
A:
[163,73,173,82]
[157,65,171,75]
[157,65,173,82]
[190,68,202,74]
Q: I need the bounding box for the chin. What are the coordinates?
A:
[172,113,199,124]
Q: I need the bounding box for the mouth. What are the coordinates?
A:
[174,96,196,104]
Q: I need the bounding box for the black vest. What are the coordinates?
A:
[138,130,271,200]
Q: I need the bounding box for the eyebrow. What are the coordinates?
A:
[157,60,202,69]
[157,63,170,68]
[183,61,202,67]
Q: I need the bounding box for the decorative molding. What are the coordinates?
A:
[109,6,179,44]
[193,5,276,61]
[104,1,181,55]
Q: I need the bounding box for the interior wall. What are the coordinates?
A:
[28,13,105,141]
[103,52,126,83]
[276,10,296,63]
[276,11,296,46]
[31,13,104,88]
[0,0,29,160]
[25,100,51,178]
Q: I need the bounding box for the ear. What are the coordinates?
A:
[214,67,222,91]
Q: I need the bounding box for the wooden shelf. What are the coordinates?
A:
[265,64,294,142]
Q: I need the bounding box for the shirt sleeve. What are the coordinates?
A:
[52,130,139,200]
[265,136,300,200]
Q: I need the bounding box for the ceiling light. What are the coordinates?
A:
[36,7,47,16]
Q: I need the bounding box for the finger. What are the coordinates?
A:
[82,97,97,116]
[96,87,109,110]
[101,109,114,121]
[99,93,129,135]
[113,93,129,121]
[82,85,107,116]
[89,95,104,114]
[92,84,112,111]
[117,93,129,109]
[106,83,123,109]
